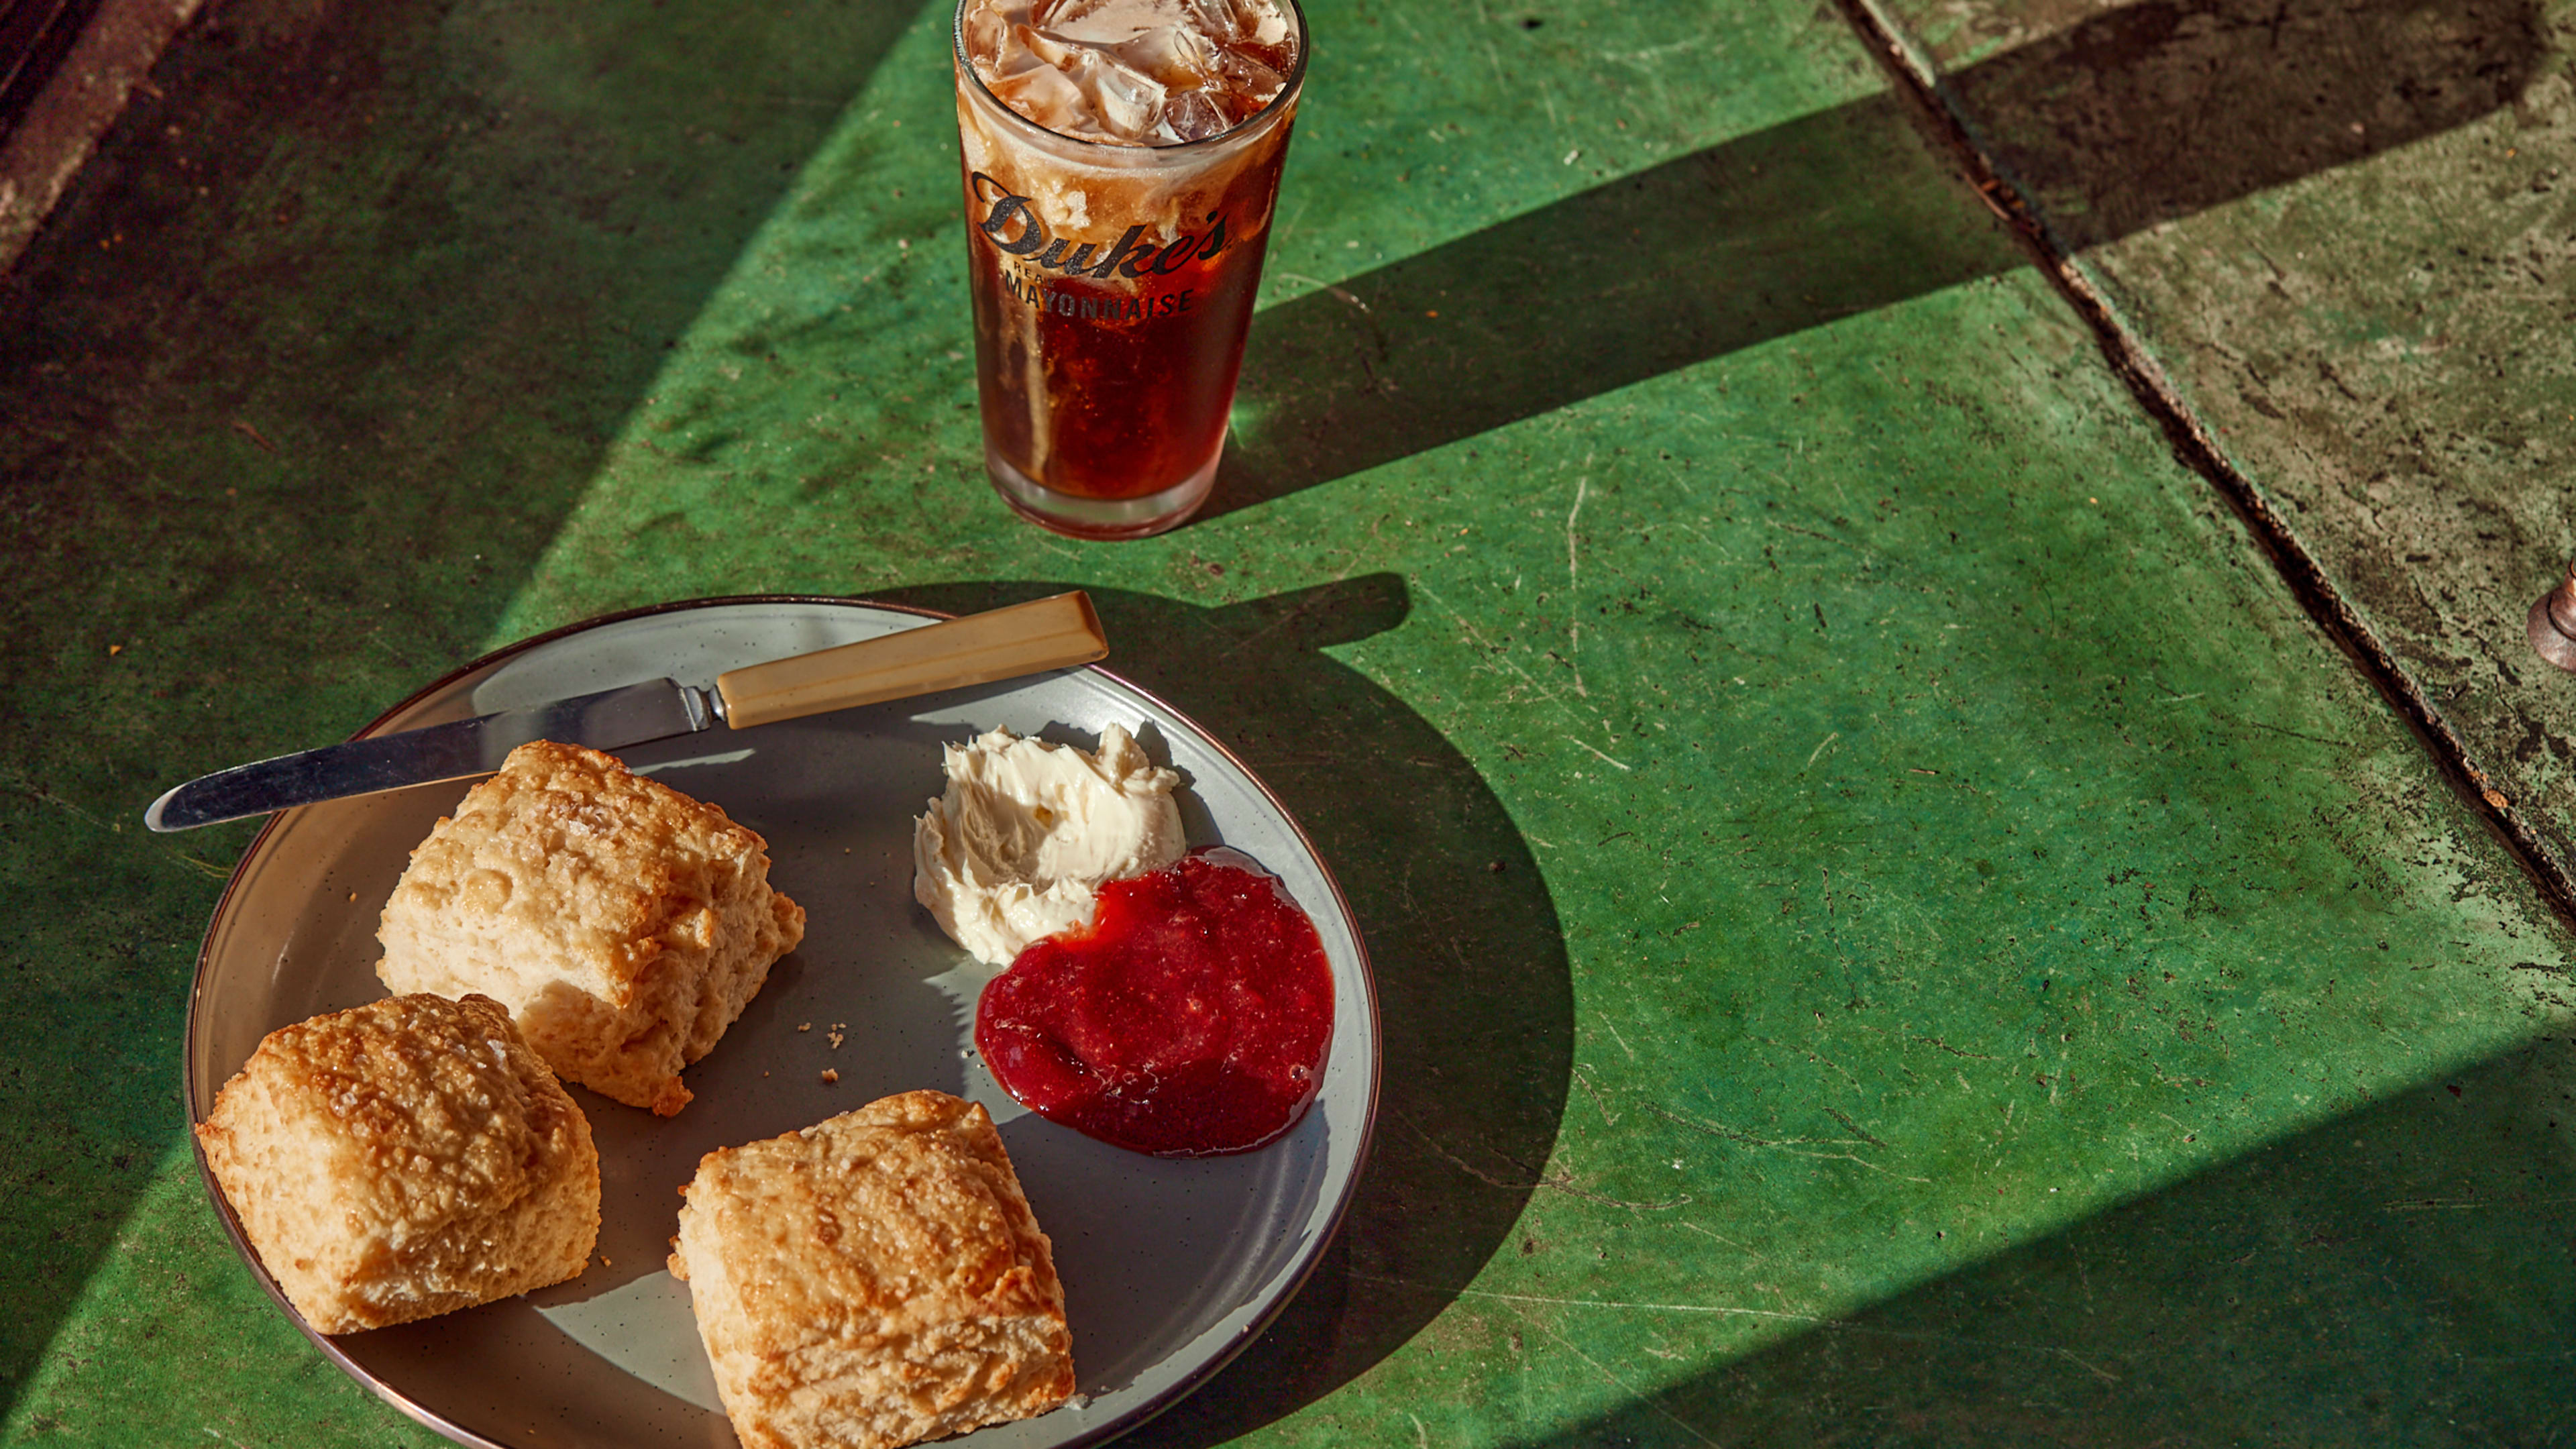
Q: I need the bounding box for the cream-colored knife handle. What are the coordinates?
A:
[715,592,1108,729]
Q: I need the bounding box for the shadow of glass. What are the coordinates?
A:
[877,578,1576,1445]
[0,0,933,1413]
[1517,1039,2576,1446]
[1208,93,2021,516]
[1206,0,2541,517]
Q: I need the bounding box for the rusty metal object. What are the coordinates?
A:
[2528,561,2576,672]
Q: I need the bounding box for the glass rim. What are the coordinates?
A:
[951,0,1309,154]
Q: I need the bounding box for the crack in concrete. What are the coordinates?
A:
[1830,0,2576,930]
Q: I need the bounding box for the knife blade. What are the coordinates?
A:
[144,592,1109,832]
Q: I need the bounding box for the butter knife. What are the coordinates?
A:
[144,592,1108,832]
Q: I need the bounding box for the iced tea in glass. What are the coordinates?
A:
[953,0,1306,538]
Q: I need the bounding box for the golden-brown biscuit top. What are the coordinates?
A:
[209,992,579,1236]
[676,1090,1064,1343]
[389,740,771,1004]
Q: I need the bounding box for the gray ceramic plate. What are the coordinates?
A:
[182,597,1380,1449]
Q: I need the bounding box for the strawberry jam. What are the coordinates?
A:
[975,847,1332,1157]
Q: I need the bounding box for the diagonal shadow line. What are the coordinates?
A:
[1507,1038,2576,1445]
[1211,90,2016,515]
[1205,0,2542,518]
[0,0,941,1418]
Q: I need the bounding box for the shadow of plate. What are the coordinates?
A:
[879,576,1578,1444]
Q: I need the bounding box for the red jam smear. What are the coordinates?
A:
[975,847,1333,1157]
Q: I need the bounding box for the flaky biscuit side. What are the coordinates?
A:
[195,992,600,1334]
[378,740,804,1113]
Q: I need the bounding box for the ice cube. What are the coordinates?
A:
[965,0,1294,144]
[1212,49,1285,116]
[1032,0,1112,28]
[1042,0,1182,46]
[1016,21,1075,72]
[989,62,1091,133]
[1067,47,1168,142]
[1112,23,1216,89]
[1161,88,1230,142]
[1178,0,1244,42]
[1238,0,1293,50]
[963,6,1018,70]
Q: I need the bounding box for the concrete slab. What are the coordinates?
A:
[0,0,203,268]
[1864,0,2576,900]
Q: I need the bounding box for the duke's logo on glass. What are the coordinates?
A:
[972,172,1227,322]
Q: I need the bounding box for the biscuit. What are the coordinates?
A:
[669,1090,1075,1449]
[377,740,806,1114]
[194,993,600,1334]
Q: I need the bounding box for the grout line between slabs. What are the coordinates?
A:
[1831,0,2576,932]
[0,0,205,274]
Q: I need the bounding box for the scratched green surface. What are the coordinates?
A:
[1869,0,2576,891]
[5,0,2575,1445]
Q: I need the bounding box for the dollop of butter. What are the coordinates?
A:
[912,724,1187,965]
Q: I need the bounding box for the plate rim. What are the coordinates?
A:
[180,591,1384,1449]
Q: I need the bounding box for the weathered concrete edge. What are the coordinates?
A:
[0,0,204,276]
[1829,0,2576,930]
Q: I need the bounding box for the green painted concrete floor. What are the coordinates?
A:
[5,0,2575,1444]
